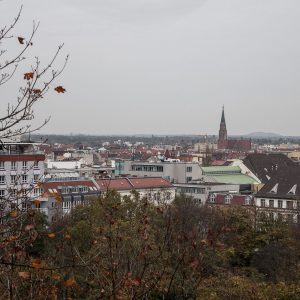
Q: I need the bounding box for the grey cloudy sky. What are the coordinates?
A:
[1,0,300,135]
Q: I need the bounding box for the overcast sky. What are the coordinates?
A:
[1,0,300,136]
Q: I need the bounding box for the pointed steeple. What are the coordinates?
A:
[218,106,228,150]
[221,105,226,124]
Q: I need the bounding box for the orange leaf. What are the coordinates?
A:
[64,234,71,240]
[64,277,76,287]
[24,72,34,80]
[52,273,61,281]
[18,37,25,44]
[31,258,42,269]
[48,233,56,238]
[54,86,66,93]
[32,89,42,94]
[18,271,29,279]
[10,210,18,218]
[51,192,62,203]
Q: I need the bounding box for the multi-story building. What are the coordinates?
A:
[120,159,202,184]
[255,165,300,223]
[39,176,175,222]
[0,142,45,205]
[174,182,240,205]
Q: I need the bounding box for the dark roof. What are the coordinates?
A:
[243,153,295,183]
[256,165,300,199]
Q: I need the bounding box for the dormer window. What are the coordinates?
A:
[288,184,297,195]
[270,183,278,194]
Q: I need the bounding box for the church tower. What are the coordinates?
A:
[218,106,228,150]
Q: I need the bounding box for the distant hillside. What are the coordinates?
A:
[243,132,283,139]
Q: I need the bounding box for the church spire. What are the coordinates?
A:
[221,105,226,124]
[218,106,228,150]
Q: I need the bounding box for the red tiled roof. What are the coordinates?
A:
[97,179,132,191]
[96,177,173,191]
[129,177,172,189]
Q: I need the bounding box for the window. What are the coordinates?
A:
[269,200,274,208]
[11,161,16,170]
[278,200,283,208]
[186,166,192,173]
[287,214,294,223]
[22,189,27,197]
[225,195,231,204]
[287,201,293,209]
[0,176,5,184]
[34,175,39,183]
[33,161,39,169]
[260,199,265,207]
[157,166,163,172]
[10,189,17,197]
[10,175,17,185]
[0,189,4,198]
[22,175,27,184]
[186,177,192,183]
[34,188,41,197]
[244,196,251,205]
[209,194,216,203]
[22,161,27,170]
[0,161,4,170]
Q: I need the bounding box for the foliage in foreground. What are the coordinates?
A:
[0,192,300,299]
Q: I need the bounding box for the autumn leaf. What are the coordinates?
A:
[51,192,62,203]
[10,210,18,218]
[8,236,18,241]
[32,89,42,94]
[24,72,34,80]
[31,258,42,269]
[64,234,71,240]
[52,273,61,281]
[54,86,66,93]
[64,278,76,287]
[18,37,25,44]
[48,233,56,238]
[18,271,29,279]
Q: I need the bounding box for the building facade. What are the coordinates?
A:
[0,142,45,206]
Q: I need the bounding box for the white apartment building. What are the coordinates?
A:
[0,142,45,204]
[120,160,202,184]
